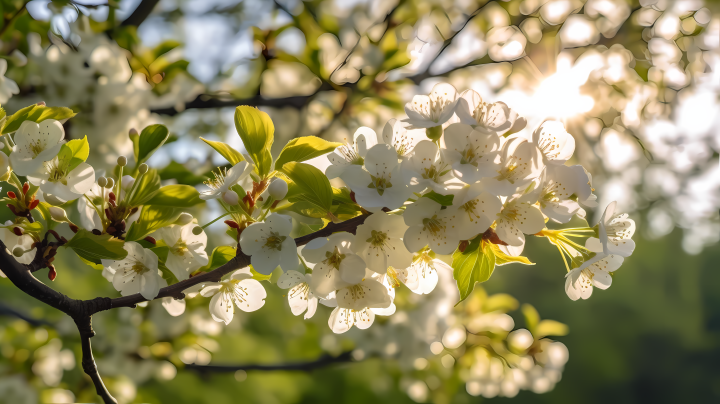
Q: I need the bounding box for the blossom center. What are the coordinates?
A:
[367,230,390,248]
[324,247,346,269]
[204,167,230,191]
[264,231,286,251]
[337,141,364,165]
[495,155,527,184]
[368,174,392,195]
[422,215,446,236]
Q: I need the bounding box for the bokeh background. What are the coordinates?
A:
[1,0,719,402]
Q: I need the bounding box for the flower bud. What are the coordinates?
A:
[97,177,107,187]
[507,329,534,352]
[425,125,442,141]
[138,163,149,174]
[36,101,46,106]
[129,128,138,137]
[222,190,240,205]
[12,247,24,258]
[268,179,288,200]
[117,156,127,167]
[192,226,203,235]
[49,206,69,222]
[105,178,115,189]
[176,212,193,225]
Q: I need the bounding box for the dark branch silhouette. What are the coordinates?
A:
[186,351,354,373]
[121,0,161,27]
[0,301,52,326]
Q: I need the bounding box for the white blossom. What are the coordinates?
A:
[443,123,502,184]
[27,157,95,203]
[455,90,525,135]
[352,212,413,274]
[239,214,298,275]
[451,183,503,240]
[586,201,636,257]
[403,198,461,255]
[0,221,36,265]
[301,232,367,297]
[199,161,251,205]
[565,253,624,300]
[402,82,459,129]
[277,270,318,319]
[336,278,391,311]
[0,59,19,103]
[534,165,586,223]
[104,241,163,300]
[380,118,422,158]
[342,143,414,210]
[200,268,267,324]
[155,222,209,281]
[531,121,576,165]
[328,306,375,334]
[326,127,378,179]
[10,120,65,176]
[403,140,461,195]
[483,137,544,196]
[495,197,546,247]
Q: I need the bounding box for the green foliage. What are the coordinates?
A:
[145,185,202,207]
[234,106,273,177]
[422,191,454,206]
[279,162,333,215]
[125,206,181,241]
[452,238,495,303]
[483,293,519,312]
[65,230,128,264]
[126,169,161,207]
[535,320,569,338]
[522,303,541,333]
[200,137,245,165]
[56,137,89,172]
[158,161,208,185]
[1,104,76,134]
[274,136,341,170]
[134,124,170,166]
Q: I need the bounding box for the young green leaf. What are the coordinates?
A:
[234,106,273,177]
[452,238,496,303]
[2,104,76,134]
[279,162,333,214]
[200,137,245,165]
[200,246,236,271]
[422,191,454,206]
[56,136,90,172]
[274,136,342,170]
[145,184,202,207]
[65,229,128,264]
[136,124,170,165]
[522,303,541,334]
[125,206,181,241]
[535,319,569,339]
[126,169,161,207]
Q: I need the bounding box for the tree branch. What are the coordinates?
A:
[121,0,160,27]
[185,351,353,373]
[0,212,370,402]
[150,92,321,116]
[0,301,52,326]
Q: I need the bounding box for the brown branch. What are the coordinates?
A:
[0,3,27,38]
[120,0,160,27]
[150,91,327,116]
[185,351,354,373]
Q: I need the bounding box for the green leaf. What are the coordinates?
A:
[158,161,208,186]
[126,169,161,207]
[422,191,454,206]
[136,124,170,165]
[452,238,496,303]
[274,136,341,170]
[201,246,236,271]
[279,162,332,214]
[535,319,569,339]
[78,255,104,270]
[2,104,76,134]
[125,206,181,241]
[56,136,89,172]
[35,202,56,230]
[490,244,535,266]
[522,304,541,334]
[250,266,273,282]
[234,106,273,177]
[145,184,202,207]
[200,137,245,165]
[65,229,127,264]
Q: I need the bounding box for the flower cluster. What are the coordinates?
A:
[0,92,631,400]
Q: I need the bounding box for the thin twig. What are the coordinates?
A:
[120,0,161,27]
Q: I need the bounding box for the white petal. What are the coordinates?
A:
[234,279,267,312]
[328,307,352,334]
[339,253,366,285]
[277,270,305,289]
[304,295,318,319]
[288,284,309,316]
[200,284,221,297]
[162,297,186,317]
[209,292,233,324]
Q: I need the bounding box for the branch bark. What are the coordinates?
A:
[121,0,161,27]
[185,351,353,373]
[0,212,370,403]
